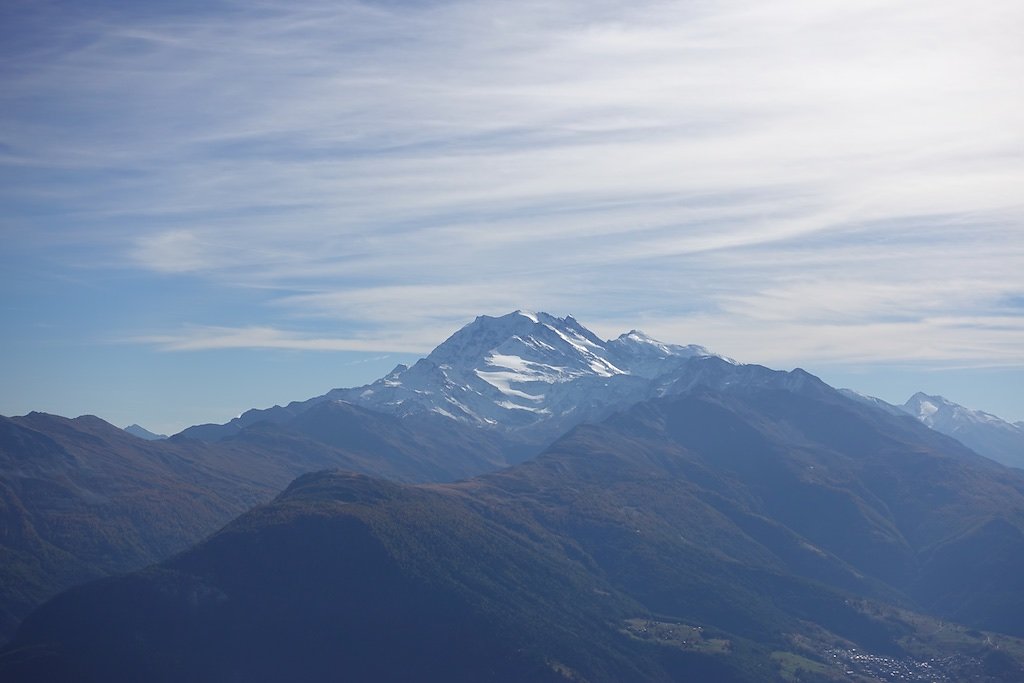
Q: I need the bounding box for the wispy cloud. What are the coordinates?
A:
[3,0,1023,367]
[129,325,429,353]
[629,314,1024,368]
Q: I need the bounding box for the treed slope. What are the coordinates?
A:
[1,472,766,683]
[7,379,1024,681]
[0,412,273,641]
[0,405,516,642]
[484,385,1024,636]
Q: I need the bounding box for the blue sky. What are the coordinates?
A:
[2,0,1023,434]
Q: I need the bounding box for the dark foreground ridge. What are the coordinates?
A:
[0,403,514,641]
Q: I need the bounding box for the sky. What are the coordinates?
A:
[2,0,1022,434]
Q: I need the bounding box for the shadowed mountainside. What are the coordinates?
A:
[6,377,1024,682]
[0,404,519,642]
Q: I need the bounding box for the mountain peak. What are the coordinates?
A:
[905,392,1010,427]
[325,311,737,436]
[426,311,605,367]
[510,309,541,323]
[900,392,1024,468]
[907,391,948,405]
[124,424,168,440]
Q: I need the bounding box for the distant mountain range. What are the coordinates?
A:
[3,311,1023,680]
[840,389,1024,469]
[181,312,1024,471]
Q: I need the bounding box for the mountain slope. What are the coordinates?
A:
[0,405,518,643]
[2,311,718,642]
[2,472,755,683]
[7,368,1024,681]
[474,367,1024,637]
[0,412,274,640]
[840,389,1024,469]
[903,392,1024,470]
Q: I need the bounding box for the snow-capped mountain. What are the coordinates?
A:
[902,392,1024,469]
[179,310,869,450]
[183,310,1022,473]
[839,389,1024,469]
[904,392,1003,430]
[327,311,723,436]
[176,310,741,444]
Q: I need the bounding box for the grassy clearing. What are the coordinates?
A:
[621,618,731,654]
